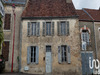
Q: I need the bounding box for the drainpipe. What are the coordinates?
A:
[82,8,98,74]
[11,4,16,72]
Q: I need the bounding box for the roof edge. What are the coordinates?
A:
[21,16,79,20]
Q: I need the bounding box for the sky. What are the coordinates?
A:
[72,0,100,9]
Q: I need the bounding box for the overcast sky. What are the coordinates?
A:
[72,0,100,9]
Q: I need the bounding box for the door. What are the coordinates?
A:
[46,46,52,73]
[81,52,93,75]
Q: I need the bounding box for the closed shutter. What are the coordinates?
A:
[36,22,40,36]
[27,22,31,36]
[57,22,60,35]
[27,46,31,64]
[2,41,9,61]
[67,21,69,35]
[52,22,54,36]
[36,46,39,64]
[82,42,86,50]
[43,22,46,36]
[58,46,61,64]
[4,14,11,30]
[86,32,89,45]
[67,46,71,64]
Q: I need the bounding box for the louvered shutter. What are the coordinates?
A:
[27,46,31,64]
[43,22,46,36]
[57,22,60,35]
[67,21,69,35]
[58,46,61,64]
[86,32,89,45]
[52,22,54,36]
[67,46,71,64]
[36,46,39,64]
[27,22,31,36]
[36,22,40,36]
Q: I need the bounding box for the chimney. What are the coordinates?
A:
[66,0,72,3]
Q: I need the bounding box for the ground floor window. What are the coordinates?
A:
[27,46,39,64]
[2,41,10,61]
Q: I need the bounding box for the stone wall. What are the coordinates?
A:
[3,5,25,72]
[21,18,81,75]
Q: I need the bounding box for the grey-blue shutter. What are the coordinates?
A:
[57,22,60,35]
[27,46,31,64]
[67,46,71,64]
[43,22,46,36]
[27,22,31,36]
[36,46,39,64]
[58,46,61,64]
[52,22,54,36]
[36,22,40,36]
[67,21,69,35]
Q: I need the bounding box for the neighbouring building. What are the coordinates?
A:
[2,0,26,72]
[20,0,81,75]
[76,8,100,75]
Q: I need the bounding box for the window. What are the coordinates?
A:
[2,41,10,61]
[27,22,40,36]
[58,45,70,64]
[42,22,54,36]
[46,46,51,52]
[58,21,69,36]
[81,30,90,50]
[27,46,39,64]
[98,28,100,40]
[4,14,11,30]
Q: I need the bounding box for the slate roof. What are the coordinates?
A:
[22,0,78,18]
[76,9,100,22]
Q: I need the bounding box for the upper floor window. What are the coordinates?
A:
[58,45,70,64]
[4,14,11,30]
[42,22,54,36]
[80,26,90,50]
[27,46,39,64]
[98,28,100,40]
[58,21,69,36]
[27,22,40,36]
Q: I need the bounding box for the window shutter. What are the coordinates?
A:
[36,22,40,36]
[82,42,86,50]
[67,21,69,35]
[27,46,31,64]
[67,46,71,64]
[52,22,54,36]
[4,14,11,30]
[43,22,46,36]
[81,33,84,41]
[36,46,39,64]
[86,32,89,44]
[27,22,31,36]
[57,22,60,35]
[58,46,61,64]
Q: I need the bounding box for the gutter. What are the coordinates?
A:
[82,8,98,74]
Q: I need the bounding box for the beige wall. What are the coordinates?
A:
[21,18,81,75]
[3,5,24,72]
[95,22,100,60]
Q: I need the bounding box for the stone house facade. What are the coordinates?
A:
[76,8,100,75]
[1,0,26,72]
[20,0,81,75]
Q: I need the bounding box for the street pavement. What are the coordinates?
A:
[0,72,43,75]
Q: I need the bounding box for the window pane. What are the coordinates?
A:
[32,22,36,36]
[61,22,66,35]
[46,46,51,52]
[46,22,51,36]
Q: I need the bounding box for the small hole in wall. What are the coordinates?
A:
[43,57,45,61]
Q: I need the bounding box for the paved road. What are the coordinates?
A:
[0,72,43,75]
